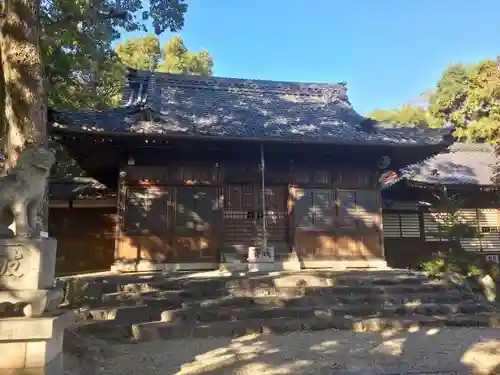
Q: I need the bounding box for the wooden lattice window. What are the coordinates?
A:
[293,188,379,230]
[174,187,218,232]
[122,187,169,236]
[336,189,379,229]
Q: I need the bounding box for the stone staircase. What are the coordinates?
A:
[64,269,500,343]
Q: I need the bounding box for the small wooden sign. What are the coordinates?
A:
[247,246,274,263]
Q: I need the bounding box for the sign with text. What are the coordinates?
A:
[247,246,274,263]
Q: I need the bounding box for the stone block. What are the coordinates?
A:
[0,354,63,375]
[248,262,279,272]
[261,318,303,334]
[0,238,57,291]
[161,307,192,323]
[108,304,153,325]
[0,312,74,374]
[82,282,104,300]
[0,288,64,317]
[88,308,109,320]
[478,274,497,302]
[131,321,170,342]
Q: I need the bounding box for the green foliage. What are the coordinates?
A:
[368,104,441,127]
[428,63,471,124]
[419,251,500,278]
[37,1,190,176]
[427,190,481,242]
[42,1,187,110]
[158,36,213,75]
[430,59,500,142]
[115,34,213,75]
[115,34,161,70]
[369,57,499,143]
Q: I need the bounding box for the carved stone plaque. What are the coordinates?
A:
[0,238,57,291]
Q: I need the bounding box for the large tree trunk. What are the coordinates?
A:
[0,48,5,161]
[0,0,48,230]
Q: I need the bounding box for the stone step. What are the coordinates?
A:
[110,282,454,300]
[101,290,192,304]
[195,293,478,309]
[160,302,495,324]
[73,312,499,343]
[66,268,498,343]
[85,289,478,313]
[227,283,453,298]
[85,304,161,324]
[75,270,433,297]
[224,273,430,289]
[130,313,500,342]
[80,296,493,327]
[80,281,461,311]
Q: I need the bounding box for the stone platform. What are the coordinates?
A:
[0,238,64,317]
[0,312,74,374]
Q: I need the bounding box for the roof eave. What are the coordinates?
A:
[49,124,454,148]
[407,180,499,190]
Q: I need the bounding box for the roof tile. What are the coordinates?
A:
[49,70,453,146]
[403,143,497,186]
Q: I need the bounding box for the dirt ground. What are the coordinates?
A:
[64,327,500,375]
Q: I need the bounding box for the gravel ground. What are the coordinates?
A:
[65,327,500,375]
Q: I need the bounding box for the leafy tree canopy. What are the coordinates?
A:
[368,104,439,127]
[367,57,499,143]
[430,59,499,142]
[115,34,213,75]
[39,0,193,177]
[43,0,188,110]
[50,33,214,178]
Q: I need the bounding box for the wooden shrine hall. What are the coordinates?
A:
[382,143,500,269]
[48,69,453,272]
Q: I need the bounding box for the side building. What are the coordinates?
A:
[382,143,500,268]
[49,177,116,275]
[48,69,453,272]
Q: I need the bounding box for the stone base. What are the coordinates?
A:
[110,260,218,273]
[110,259,387,273]
[0,238,58,291]
[300,259,389,269]
[219,262,248,272]
[0,288,63,317]
[248,262,277,272]
[0,312,74,374]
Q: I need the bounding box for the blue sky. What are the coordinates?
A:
[120,0,499,115]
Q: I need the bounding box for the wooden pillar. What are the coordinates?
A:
[114,168,127,263]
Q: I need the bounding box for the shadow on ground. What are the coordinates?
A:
[89,326,500,375]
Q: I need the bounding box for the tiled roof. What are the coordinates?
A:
[50,105,144,133]
[49,69,453,146]
[49,177,114,199]
[402,143,497,186]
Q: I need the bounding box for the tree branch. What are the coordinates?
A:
[43,7,128,32]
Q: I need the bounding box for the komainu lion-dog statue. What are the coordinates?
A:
[0,145,55,238]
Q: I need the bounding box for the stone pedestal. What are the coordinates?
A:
[0,238,63,317]
[0,312,74,375]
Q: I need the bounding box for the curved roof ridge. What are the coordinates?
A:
[128,69,347,97]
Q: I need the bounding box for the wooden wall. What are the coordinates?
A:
[292,187,382,261]
[115,160,383,264]
[50,206,116,275]
[383,207,500,268]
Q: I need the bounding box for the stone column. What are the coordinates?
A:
[0,146,73,374]
[0,238,73,374]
